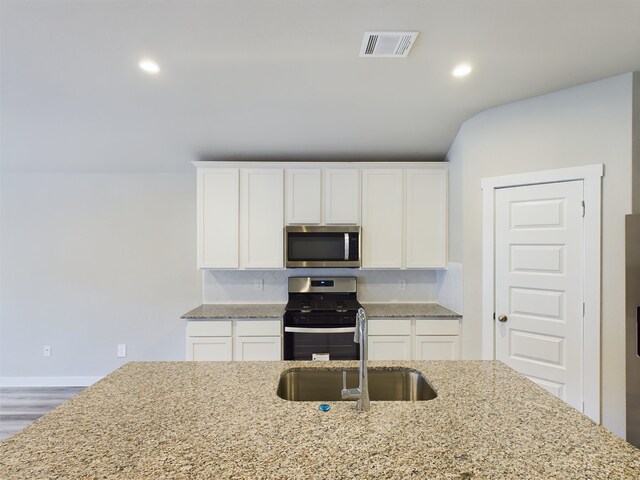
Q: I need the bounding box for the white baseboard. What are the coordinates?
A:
[0,376,103,387]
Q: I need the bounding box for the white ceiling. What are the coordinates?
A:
[2,0,640,173]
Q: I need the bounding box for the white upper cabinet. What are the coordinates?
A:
[195,162,447,270]
[285,168,360,225]
[323,169,360,225]
[197,169,239,269]
[196,167,283,269]
[361,169,404,268]
[405,169,448,268]
[286,169,322,224]
[241,169,284,269]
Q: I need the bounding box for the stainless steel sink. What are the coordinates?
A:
[276,368,437,402]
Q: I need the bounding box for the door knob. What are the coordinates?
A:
[497,314,508,323]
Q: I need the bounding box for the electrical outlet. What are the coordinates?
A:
[117,344,127,358]
[43,345,51,357]
[254,279,264,291]
[398,279,406,291]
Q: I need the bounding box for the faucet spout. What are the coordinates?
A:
[341,307,370,412]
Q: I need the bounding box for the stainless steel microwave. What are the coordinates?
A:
[285,226,361,268]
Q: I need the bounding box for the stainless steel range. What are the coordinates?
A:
[283,277,363,361]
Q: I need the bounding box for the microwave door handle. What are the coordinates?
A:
[284,327,356,334]
[344,233,349,261]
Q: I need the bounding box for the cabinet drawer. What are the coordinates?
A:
[235,319,282,336]
[187,320,232,337]
[368,318,412,336]
[415,319,459,336]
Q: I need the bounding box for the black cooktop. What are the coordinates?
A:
[285,293,362,313]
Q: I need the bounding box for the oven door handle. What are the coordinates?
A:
[284,327,356,334]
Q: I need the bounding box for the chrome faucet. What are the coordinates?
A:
[341,307,370,412]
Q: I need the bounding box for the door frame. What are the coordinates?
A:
[481,164,603,423]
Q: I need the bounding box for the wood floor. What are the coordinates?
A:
[0,387,85,441]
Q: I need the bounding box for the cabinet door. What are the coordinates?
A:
[406,169,448,268]
[286,169,322,224]
[368,336,412,360]
[234,336,282,361]
[241,169,284,268]
[415,335,460,360]
[361,170,403,268]
[197,169,239,268]
[187,337,233,361]
[324,169,360,224]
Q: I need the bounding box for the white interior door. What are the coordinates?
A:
[495,180,584,411]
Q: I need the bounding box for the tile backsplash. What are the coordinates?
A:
[203,264,462,312]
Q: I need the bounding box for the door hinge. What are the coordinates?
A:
[581,201,585,217]
[582,302,585,316]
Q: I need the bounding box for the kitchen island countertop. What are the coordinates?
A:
[1,360,638,479]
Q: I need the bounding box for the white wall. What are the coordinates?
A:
[447,73,635,438]
[0,173,201,383]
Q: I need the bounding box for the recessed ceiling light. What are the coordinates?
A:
[452,63,472,78]
[138,59,160,74]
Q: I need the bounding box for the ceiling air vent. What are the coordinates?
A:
[359,31,419,58]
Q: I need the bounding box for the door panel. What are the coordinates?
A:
[526,375,564,398]
[510,244,564,273]
[495,181,583,410]
[509,330,564,365]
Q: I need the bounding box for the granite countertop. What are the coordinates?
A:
[182,304,285,319]
[182,303,460,320]
[362,303,461,318]
[1,361,638,479]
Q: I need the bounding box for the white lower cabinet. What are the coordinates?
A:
[186,319,282,361]
[414,335,459,360]
[187,337,233,361]
[414,319,460,360]
[367,317,461,361]
[368,336,412,361]
[234,319,281,361]
[186,321,233,361]
[368,318,411,361]
[234,336,281,361]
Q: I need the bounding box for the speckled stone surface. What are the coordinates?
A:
[181,304,285,319]
[363,302,461,318]
[1,361,638,479]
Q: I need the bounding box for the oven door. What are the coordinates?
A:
[283,325,359,360]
